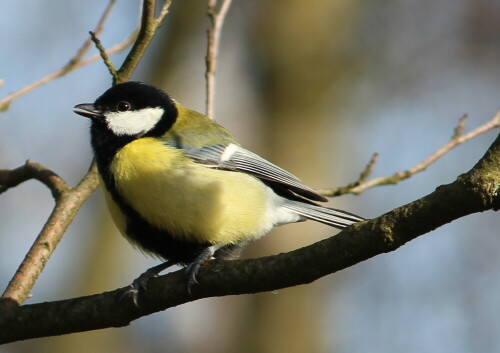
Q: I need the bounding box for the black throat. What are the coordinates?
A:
[90,120,135,187]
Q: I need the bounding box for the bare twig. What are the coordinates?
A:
[0,0,117,111]
[67,0,116,70]
[82,31,139,68]
[452,114,467,139]
[0,160,69,199]
[205,0,233,118]
[89,31,118,80]
[319,112,500,196]
[0,0,172,308]
[156,0,172,25]
[358,152,379,182]
[0,33,137,112]
[319,153,379,197]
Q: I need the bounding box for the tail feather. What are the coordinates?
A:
[282,200,364,230]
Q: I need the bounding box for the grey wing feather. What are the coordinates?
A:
[174,143,328,202]
[282,199,365,229]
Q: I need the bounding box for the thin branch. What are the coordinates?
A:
[81,31,139,69]
[0,0,116,111]
[0,160,69,199]
[0,32,137,112]
[205,0,233,118]
[452,113,467,139]
[319,112,500,196]
[1,131,499,342]
[67,0,116,70]
[89,31,118,80]
[319,153,379,197]
[156,0,173,25]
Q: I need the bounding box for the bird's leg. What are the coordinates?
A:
[186,246,217,293]
[131,260,174,291]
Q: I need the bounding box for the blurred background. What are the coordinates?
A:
[1,1,499,352]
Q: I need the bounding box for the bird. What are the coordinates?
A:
[73,81,364,293]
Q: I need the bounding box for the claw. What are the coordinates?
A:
[186,246,216,294]
[121,284,140,307]
[131,269,157,292]
[126,261,174,306]
[186,262,201,291]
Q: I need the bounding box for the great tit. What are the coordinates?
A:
[74,81,364,290]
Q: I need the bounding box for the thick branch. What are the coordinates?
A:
[1,132,498,343]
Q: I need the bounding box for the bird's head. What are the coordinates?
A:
[74,81,177,139]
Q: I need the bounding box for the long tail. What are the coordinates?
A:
[282,200,365,230]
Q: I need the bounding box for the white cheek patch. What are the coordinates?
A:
[105,107,164,136]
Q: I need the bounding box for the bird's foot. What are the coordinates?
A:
[125,261,174,306]
[186,246,216,294]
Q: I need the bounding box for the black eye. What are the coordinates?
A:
[117,101,131,112]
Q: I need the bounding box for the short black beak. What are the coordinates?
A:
[73,103,103,119]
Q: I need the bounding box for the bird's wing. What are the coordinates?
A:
[173,142,328,202]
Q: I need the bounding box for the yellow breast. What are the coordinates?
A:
[106,138,270,245]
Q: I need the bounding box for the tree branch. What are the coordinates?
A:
[89,31,118,80]
[0,163,98,309]
[319,112,500,196]
[205,0,233,118]
[115,0,172,85]
[0,131,498,343]
[0,160,69,199]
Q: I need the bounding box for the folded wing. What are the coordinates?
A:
[173,142,328,202]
